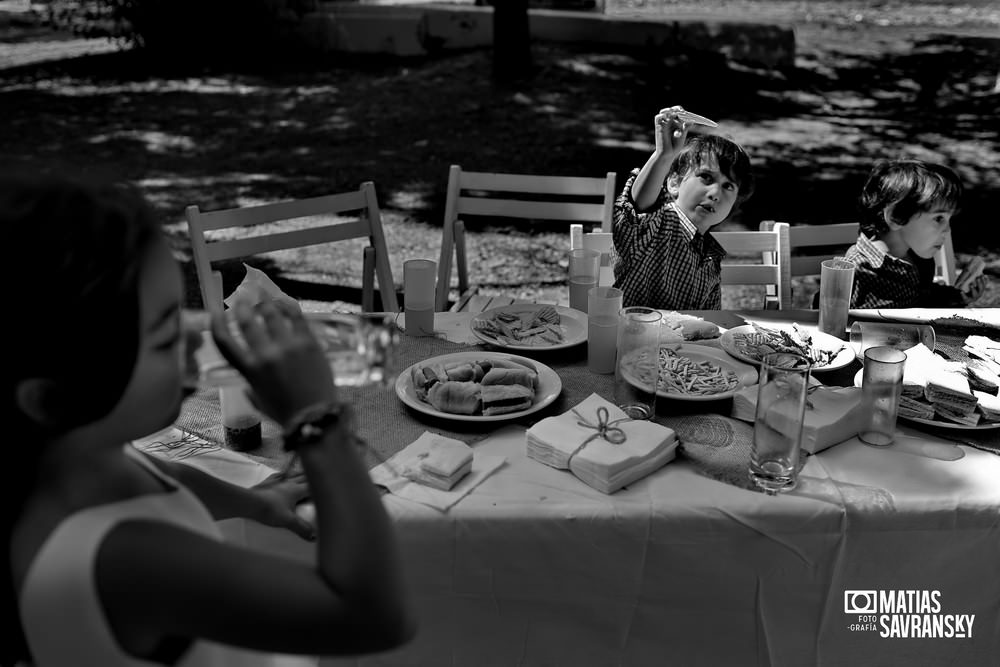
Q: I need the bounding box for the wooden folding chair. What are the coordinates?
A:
[435,165,617,312]
[186,181,399,314]
[712,222,791,309]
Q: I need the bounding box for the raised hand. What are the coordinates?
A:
[654,105,690,155]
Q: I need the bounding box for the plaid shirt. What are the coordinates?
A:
[611,169,726,310]
[843,233,963,308]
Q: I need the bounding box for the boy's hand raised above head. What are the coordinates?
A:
[654,106,690,156]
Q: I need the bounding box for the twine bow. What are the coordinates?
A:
[572,406,629,446]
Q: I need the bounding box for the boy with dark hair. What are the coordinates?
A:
[612,106,755,309]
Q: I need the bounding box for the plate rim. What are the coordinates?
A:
[395,351,562,422]
[851,369,1000,431]
[469,304,588,351]
[623,344,758,402]
[720,324,853,372]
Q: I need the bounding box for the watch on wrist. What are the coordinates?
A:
[282,401,351,451]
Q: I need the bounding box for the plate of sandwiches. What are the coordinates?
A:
[721,323,854,372]
[470,304,587,351]
[396,351,562,422]
[852,343,1000,430]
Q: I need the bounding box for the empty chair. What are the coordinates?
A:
[435,165,617,312]
[712,222,791,309]
[186,181,398,314]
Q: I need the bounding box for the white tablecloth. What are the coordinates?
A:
[143,310,1000,666]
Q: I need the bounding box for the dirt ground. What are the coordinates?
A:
[1,1,998,310]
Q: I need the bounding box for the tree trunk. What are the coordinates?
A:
[493,0,532,82]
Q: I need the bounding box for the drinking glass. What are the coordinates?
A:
[859,346,906,447]
[849,322,935,360]
[614,307,662,419]
[568,248,600,313]
[588,287,622,374]
[404,259,437,337]
[817,258,855,339]
[749,353,812,495]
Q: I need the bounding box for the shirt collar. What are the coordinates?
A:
[854,232,893,268]
[670,203,727,260]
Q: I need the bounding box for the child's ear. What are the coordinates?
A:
[666,173,681,197]
[883,206,904,230]
[15,378,75,429]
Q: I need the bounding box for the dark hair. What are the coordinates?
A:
[858,160,963,238]
[1,174,161,664]
[668,134,756,203]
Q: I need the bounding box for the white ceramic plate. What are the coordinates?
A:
[720,324,854,373]
[470,304,588,351]
[622,344,758,402]
[396,351,562,422]
[852,370,1000,431]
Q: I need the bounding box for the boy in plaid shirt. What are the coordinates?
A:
[839,159,987,308]
[612,106,755,309]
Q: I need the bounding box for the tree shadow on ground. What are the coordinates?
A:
[2,31,998,305]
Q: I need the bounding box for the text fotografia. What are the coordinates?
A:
[844,590,975,638]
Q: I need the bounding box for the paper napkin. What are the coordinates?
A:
[369,432,505,512]
[731,385,864,454]
[526,393,678,494]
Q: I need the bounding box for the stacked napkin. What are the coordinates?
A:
[731,384,865,454]
[525,393,678,494]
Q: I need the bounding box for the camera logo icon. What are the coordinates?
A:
[844,590,877,614]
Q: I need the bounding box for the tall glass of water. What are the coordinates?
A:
[749,353,812,495]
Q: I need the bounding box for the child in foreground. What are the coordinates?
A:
[843,159,987,308]
[612,106,755,310]
[2,175,415,666]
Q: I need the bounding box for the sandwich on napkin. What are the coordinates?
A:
[402,437,474,491]
[924,364,979,417]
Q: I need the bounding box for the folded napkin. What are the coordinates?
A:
[731,385,865,454]
[526,393,678,494]
[369,432,505,511]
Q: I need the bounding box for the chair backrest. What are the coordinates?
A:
[186,181,398,314]
[712,222,791,309]
[435,165,617,311]
[761,219,957,288]
[582,231,614,287]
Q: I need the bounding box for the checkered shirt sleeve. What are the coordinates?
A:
[611,169,726,310]
[844,233,964,308]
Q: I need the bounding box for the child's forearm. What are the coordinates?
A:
[138,450,268,520]
[631,151,674,212]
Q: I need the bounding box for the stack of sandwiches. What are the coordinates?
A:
[896,340,1000,425]
[411,358,537,416]
[401,437,474,491]
[525,393,678,494]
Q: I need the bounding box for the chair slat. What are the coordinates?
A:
[461,171,611,196]
[196,190,367,231]
[204,221,370,261]
[457,197,607,222]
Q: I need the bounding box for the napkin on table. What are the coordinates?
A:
[369,432,505,511]
[526,393,678,494]
[731,385,865,454]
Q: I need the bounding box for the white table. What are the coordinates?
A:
[150,309,1000,666]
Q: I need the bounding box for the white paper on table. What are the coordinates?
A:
[369,432,506,512]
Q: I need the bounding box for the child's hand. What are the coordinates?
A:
[250,470,315,540]
[654,106,689,155]
[960,274,989,305]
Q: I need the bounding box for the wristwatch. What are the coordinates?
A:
[282,401,351,451]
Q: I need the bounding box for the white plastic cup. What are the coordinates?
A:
[404,259,437,337]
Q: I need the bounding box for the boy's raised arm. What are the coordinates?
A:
[631,107,690,211]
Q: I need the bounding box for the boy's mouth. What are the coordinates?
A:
[697,203,716,214]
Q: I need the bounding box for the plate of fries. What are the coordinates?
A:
[620,344,758,402]
[720,323,853,372]
[470,304,588,351]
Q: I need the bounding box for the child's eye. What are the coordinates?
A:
[723,182,736,191]
[698,173,713,183]
[154,332,181,352]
